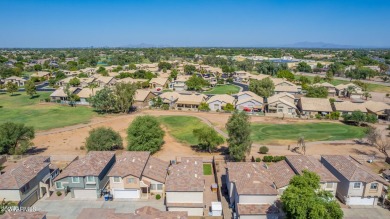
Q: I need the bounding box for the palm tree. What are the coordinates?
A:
[346,85,356,98]
[297,136,306,155]
[363,91,372,100]
[88,82,98,96]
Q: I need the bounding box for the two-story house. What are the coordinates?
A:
[321,155,389,205]
[286,155,339,196]
[0,156,52,207]
[226,162,280,219]
[54,151,115,199]
[165,157,204,216]
[107,152,169,199]
[170,75,190,91]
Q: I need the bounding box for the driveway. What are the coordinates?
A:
[343,206,390,219]
[33,198,165,219]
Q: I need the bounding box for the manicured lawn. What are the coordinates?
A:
[251,122,365,143]
[294,75,390,93]
[203,163,212,175]
[158,115,216,145]
[0,92,96,130]
[204,84,240,94]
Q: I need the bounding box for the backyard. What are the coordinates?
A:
[0,91,96,130]
[250,122,366,144]
[203,84,240,94]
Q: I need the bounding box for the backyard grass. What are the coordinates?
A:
[158,115,216,145]
[0,91,96,130]
[250,122,366,143]
[203,163,212,175]
[204,84,240,95]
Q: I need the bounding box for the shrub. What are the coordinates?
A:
[255,157,261,162]
[56,191,62,196]
[386,93,389,97]
[273,156,286,162]
[155,194,161,200]
[161,104,169,110]
[315,114,322,119]
[263,156,273,162]
[259,146,269,154]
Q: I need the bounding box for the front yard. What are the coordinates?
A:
[0,92,96,130]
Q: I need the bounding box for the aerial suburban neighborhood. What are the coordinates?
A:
[1,1,390,219]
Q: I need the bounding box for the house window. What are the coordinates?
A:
[326,182,333,189]
[86,176,95,183]
[151,184,163,191]
[214,104,219,109]
[157,184,163,190]
[353,182,361,189]
[277,108,283,113]
[113,177,121,183]
[288,109,292,113]
[127,178,135,184]
[56,182,63,189]
[370,183,378,190]
[71,177,80,183]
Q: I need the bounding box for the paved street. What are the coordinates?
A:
[33,198,165,219]
[343,206,390,219]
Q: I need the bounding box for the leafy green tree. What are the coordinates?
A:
[85,127,123,151]
[363,91,371,100]
[64,84,79,106]
[0,122,35,155]
[158,61,172,70]
[127,115,165,154]
[185,75,209,91]
[222,65,234,73]
[128,63,137,70]
[281,170,343,219]
[313,75,322,83]
[169,69,178,80]
[276,70,295,81]
[342,110,366,126]
[6,82,18,95]
[365,114,378,124]
[255,61,287,76]
[184,65,196,74]
[113,82,137,113]
[193,126,224,153]
[297,62,312,72]
[306,86,328,98]
[97,66,108,76]
[316,62,324,68]
[90,87,116,113]
[237,59,254,72]
[25,80,37,97]
[78,72,88,78]
[223,103,235,112]
[249,77,275,104]
[325,71,334,82]
[327,63,345,77]
[198,102,210,111]
[69,77,80,87]
[226,111,252,161]
[33,64,42,71]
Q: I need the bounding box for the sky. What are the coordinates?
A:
[0,0,389,48]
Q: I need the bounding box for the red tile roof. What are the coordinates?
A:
[237,204,279,215]
[165,157,204,192]
[107,151,150,178]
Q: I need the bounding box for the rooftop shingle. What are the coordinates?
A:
[165,157,204,192]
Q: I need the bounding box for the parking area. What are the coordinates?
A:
[343,206,390,219]
[33,198,165,219]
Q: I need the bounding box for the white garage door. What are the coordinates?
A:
[113,189,140,199]
[348,197,375,205]
[73,189,97,199]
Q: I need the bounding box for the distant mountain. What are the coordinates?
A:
[121,43,172,48]
[281,41,365,49]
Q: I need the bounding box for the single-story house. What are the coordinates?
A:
[133,90,157,108]
[176,94,208,110]
[235,91,263,112]
[0,156,52,207]
[313,82,336,96]
[297,97,333,116]
[165,157,204,216]
[362,100,390,119]
[79,77,96,87]
[31,71,51,80]
[95,76,116,87]
[321,155,389,205]
[4,76,26,87]
[54,151,116,199]
[50,87,81,101]
[272,78,302,95]
[206,94,236,111]
[77,87,101,104]
[286,155,339,196]
[149,77,170,91]
[332,101,367,115]
[268,160,296,195]
[335,83,363,98]
[159,91,181,108]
